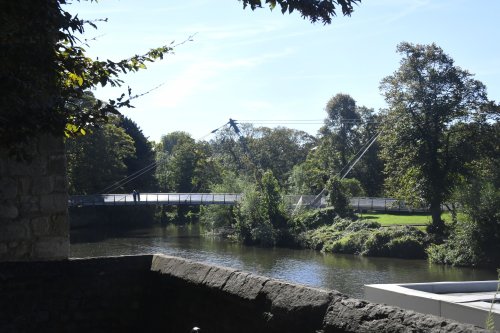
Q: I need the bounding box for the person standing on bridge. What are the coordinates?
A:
[137,191,141,202]
[133,190,137,203]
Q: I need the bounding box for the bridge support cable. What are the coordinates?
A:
[97,160,159,194]
[340,131,381,180]
[307,130,382,209]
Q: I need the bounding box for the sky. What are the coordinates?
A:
[66,0,500,142]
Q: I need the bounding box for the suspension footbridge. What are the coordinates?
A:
[68,193,427,212]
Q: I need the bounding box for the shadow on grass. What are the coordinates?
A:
[359,215,380,220]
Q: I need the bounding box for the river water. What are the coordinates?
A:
[70,224,497,299]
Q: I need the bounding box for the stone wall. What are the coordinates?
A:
[0,255,154,332]
[0,134,69,261]
[0,255,491,332]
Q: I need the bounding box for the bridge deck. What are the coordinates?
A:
[69,193,432,212]
[69,193,242,207]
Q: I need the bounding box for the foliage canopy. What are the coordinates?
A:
[379,42,494,236]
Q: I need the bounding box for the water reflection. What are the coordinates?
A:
[70,224,497,299]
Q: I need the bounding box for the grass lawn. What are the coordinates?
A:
[358,212,454,227]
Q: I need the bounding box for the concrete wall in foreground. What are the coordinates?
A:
[0,134,69,261]
[0,255,491,332]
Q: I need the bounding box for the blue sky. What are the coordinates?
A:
[67,0,500,142]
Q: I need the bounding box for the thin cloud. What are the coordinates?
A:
[152,49,294,108]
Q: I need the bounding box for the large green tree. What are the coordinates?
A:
[118,117,157,192]
[379,42,490,236]
[66,116,135,194]
[156,132,220,193]
[297,93,383,196]
[320,94,361,169]
[250,126,315,187]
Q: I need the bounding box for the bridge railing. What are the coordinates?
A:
[69,193,243,207]
[286,196,435,212]
[69,193,436,212]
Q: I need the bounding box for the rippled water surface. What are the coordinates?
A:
[70,224,497,299]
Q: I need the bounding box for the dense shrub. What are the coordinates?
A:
[326,176,350,217]
[303,219,427,259]
[325,229,372,254]
[200,171,250,232]
[234,170,288,246]
[303,225,343,250]
[289,207,337,233]
[344,220,380,232]
[200,205,235,232]
[363,226,427,259]
[428,180,500,267]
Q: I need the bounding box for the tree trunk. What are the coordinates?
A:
[427,199,446,240]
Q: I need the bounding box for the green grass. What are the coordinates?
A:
[358,212,455,227]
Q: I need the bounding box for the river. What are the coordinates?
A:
[70,224,497,299]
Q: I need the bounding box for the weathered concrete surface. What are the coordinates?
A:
[322,295,486,332]
[149,254,489,333]
[150,254,333,332]
[0,134,69,261]
[0,254,493,332]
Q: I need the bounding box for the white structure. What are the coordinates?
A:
[365,281,500,329]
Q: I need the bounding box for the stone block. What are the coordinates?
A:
[53,176,67,192]
[48,155,66,175]
[50,214,69,236]
[0,243,7,254]
[222,271,269,301]
[34,236,69,260]
[2,240,30,260]
[32,176,54,195]
[31,217,51,237]
[0,221,30,241]
[150,255,211,285]
[20,196,41,215]
[0,203,18,219]
[202,265,238,290]
[40,193,68,213]
[0,177,17,199]
[8,159,36,176]
[19,177,32,194]
[262,280,332,312]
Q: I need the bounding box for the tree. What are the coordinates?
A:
[311,93,384,196]
[1,1,176,154]
[250,127,315,187]
[156,132,221,193]
[241,0,360,24]
[320,94,360,169]
[156,132,197,193]
[379,42,490,236]
[118,117,157,192]
[66,116,135,194]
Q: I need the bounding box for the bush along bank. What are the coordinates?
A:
[291,209,429,259]
[202,199,430,260]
